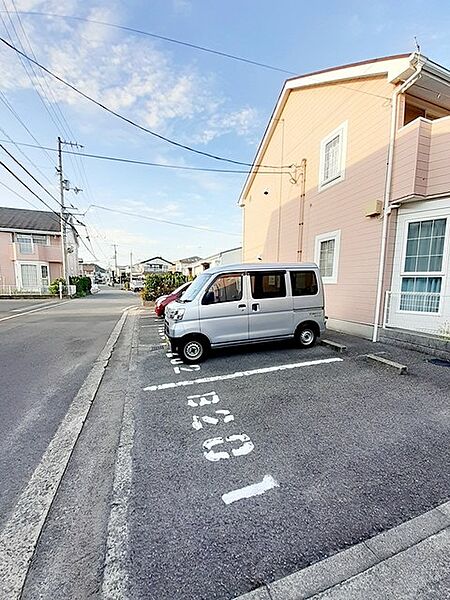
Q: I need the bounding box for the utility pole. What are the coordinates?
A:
[57,137,83,295]
[129,250,133,285]
[113,244,118,285]
[57,137,70,294]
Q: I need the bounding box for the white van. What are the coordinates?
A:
[165,263,326,363]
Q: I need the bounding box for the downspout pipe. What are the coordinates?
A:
[372,61,424,342]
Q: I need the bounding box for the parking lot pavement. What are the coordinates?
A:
[127,314,450,600]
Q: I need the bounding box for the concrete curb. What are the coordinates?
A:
[320,339,347,353]
[233,500,450,600]
[366,353,408,374]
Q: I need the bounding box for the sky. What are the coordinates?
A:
[1,0,450,268]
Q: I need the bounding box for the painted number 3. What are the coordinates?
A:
[203,434,254,462]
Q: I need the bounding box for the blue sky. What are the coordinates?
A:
[1,0,450,267]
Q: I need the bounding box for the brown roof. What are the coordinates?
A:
[0,206,60,232]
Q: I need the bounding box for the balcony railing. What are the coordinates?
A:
[383,290,450,338]
[391,116,450,201]
[0,284,50,296]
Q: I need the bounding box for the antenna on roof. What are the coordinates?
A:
[414,36,421,54]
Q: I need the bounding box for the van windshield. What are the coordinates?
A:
[177,273,211,302]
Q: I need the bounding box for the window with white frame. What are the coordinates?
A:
[400,218,447,313]
[315,230,341,284]
[15,233,49,254]
[319,122,347,189]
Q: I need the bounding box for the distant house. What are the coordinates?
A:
[191,247,242,276]
[81,262,107,281]
[0,206,79,293]
[135,256,174,274]
[173,256,203,277]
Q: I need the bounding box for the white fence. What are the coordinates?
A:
[0,285,50,296]
[383,291,450,338]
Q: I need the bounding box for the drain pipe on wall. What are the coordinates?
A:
[372,60,424,342]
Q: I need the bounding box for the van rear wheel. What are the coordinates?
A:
[179,336,209,364]
[295,324,317,348]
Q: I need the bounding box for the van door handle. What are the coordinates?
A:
[237,303,246,310]
[252,303,260,312]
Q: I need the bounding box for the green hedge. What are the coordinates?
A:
[141,272,187,301]
[70,275,92,297]
[49,277,66,295]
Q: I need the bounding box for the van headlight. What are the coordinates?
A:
[169,308,185,321]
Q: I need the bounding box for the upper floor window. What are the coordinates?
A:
[319,122,347,190]
[15,233,49,254]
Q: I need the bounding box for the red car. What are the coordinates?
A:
[154,281,191,317]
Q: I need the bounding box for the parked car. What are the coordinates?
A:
[165,263,325,363]
[155,281,191,317]
[130,277,144,293]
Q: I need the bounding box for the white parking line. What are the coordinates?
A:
[143,357,343,391]
[222,474,279,505]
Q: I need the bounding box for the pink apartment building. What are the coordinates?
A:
[240,53,450,340]
[0,206,79,293]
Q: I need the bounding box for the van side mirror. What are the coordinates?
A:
[203,290,214,305]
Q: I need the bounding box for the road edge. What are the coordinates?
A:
[234,500,450,600]
[0,306,131,599]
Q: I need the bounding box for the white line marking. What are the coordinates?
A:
[143,357,343,391]
[11,301,56,312]
[140,325,154,328]
[222,475,279,505]
[0,300,72,323]
[0,308,132,599]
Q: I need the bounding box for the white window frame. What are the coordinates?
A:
[314,230,341,284]
[318,121,348,191]
[397,216,448,315]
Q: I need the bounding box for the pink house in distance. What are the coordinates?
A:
[0,206,79,293]
[240,53,450,340]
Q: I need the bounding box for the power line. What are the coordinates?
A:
[87,205,240,237]
[0,9,297,76]
[0,90,55,166]
[0,143,61,208]
[0,139,291,174]
[0,37,293,169]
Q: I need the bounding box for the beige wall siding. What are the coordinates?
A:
[391,116,450,200]
[243,76,394,327]
[427,116,450,196]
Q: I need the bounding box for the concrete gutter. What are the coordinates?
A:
[234,500,450,600]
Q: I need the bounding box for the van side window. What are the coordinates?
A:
[290,271,318,296]
[203,274,242,304]
[250,271,286,299]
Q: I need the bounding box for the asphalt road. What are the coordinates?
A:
[0,288,138,532]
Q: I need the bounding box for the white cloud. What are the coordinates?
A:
[0,0,259,145]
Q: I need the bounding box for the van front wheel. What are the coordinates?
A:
[295,324,317,348]
[179,336,209,364]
